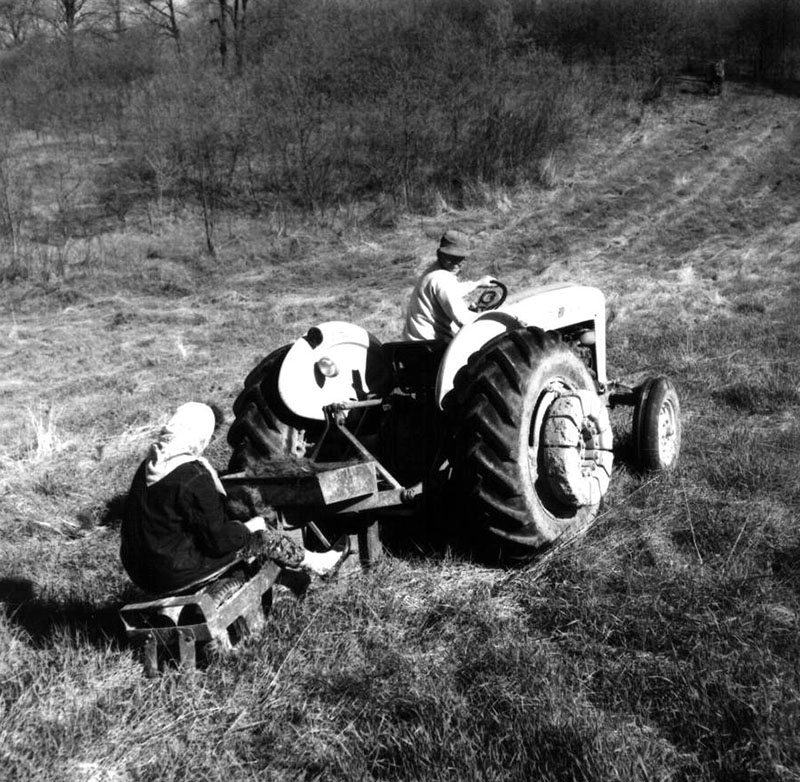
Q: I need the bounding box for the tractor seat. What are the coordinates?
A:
[383,340,446,393]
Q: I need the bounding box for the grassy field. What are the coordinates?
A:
[1,81,800,781]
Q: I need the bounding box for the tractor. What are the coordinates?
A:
[222,281,681,564]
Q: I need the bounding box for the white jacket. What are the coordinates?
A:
[402,261,481,341]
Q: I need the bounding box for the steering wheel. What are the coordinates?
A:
[467,280,508,312]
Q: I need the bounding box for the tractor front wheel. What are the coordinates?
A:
[448,328,613,559]
[632,377,681,472]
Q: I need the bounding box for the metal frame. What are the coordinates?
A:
[222,398,421,517]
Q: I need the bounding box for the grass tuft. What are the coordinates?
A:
[25,405,65,462]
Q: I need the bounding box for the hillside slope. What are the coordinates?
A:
[0,82,799,781]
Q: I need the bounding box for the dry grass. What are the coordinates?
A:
[1,82,800,780]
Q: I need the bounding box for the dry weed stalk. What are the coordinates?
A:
[26,406,64,462]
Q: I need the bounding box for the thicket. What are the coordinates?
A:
[0,0,799,261]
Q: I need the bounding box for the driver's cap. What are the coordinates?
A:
[438,230,470,258]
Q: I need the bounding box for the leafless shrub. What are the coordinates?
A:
[0,127,32,262]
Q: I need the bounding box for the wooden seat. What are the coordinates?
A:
[119,558,281,676]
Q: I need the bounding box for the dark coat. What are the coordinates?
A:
[121,460,249,594]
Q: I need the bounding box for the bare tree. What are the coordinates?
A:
[230,0,247,72]
[209,0,227,68]
[105,0,127,34]
[135,0,183,52]
[45,0,92,61]
[209,0,249,72]
[0,0,40,46]
[0,127,32,264]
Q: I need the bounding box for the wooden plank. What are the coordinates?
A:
[122,560,282,674]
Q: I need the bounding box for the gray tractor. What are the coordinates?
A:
[223,282,681,563]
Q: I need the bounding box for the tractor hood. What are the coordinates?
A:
[501,283,606,332]
[435,284,607,408]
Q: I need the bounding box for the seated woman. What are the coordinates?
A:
[120,401,343,595]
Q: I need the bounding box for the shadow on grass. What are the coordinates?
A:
[0,577,125,649]
[611,428,638,472]
[380,510,543,568]
[381,428,645,568]
[771,545,800,595]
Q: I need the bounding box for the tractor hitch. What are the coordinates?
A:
[607,382,637,408]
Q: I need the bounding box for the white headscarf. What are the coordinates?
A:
[145,402,226,494]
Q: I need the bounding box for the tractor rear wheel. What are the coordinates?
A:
[227,345,319,470]
[448,328,613,559]
[226,346,321,519]
[228,348,365,557]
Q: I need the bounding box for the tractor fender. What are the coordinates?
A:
[277,321,390,421]
[541,390,613,507]
[435,311,523,409]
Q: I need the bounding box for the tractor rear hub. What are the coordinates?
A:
[541,391,614,507]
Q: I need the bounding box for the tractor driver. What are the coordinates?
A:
[402,230,494,342]
[120,402,346,595]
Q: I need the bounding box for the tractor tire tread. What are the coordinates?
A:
[448,327,601,555]
[227,345,318,469]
